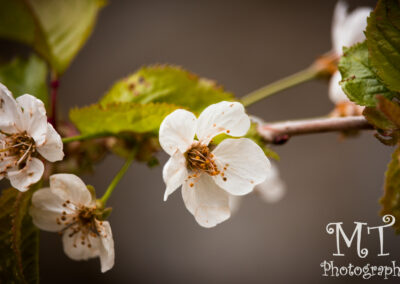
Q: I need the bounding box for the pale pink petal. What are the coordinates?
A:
[30,187,68,232]
[255,164,286,203]
[15,95,48,145]
[181,174,230,228]
[212,138,270,196]
[332,1,371,55]
[7,157,44,192]
[0,83,19,133]
[62,228,101,261]
[329,71,349,104]
[37,123,64,162]
[98,221,115,273]
[163,151,187,201]
[49,174,93,206]
[159,109,197,155]
[196,101,250,145]
[0,155,16,175]
[332,1,348,54]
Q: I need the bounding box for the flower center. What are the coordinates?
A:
[57,200,106,249]
[0,131,36,169]
[185,143,220,176]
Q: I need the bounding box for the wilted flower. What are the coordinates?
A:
[329,1,371,114]
[159,101,270,228]
[0,83,64,191]
[30,174,114,273]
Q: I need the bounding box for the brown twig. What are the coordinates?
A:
[257,116,374,144]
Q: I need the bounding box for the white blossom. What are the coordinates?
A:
[255,163,286,203]
[0,83,64,191]
[159,101,270,228]
[329,1,371,105]
[229,164,286,214]
[30,174,114,273]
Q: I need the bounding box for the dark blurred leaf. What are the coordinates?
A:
[100,65,235,113]
[363,107,397,130]
[0,54,48,106]
[377,95,400,127]
[0,0,104,74]
[0,188,39,284]
[338,42,397,106]
[381,146,400,233]
[70,102,178,135]
[374,131,400,146]
[0,0,35,44]
[366,0,400,93]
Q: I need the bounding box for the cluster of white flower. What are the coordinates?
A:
[0,83,114,272]
[0,0,371,274]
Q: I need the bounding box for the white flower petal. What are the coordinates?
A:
[0,83,19,133]
[212,138,270,196]
[30,187,68,232]
[8,157,44,192]
[332,1,371,54]
[62,220,114,273]
[181,174,230,228]
[255,164,286,203]
[36,123,64,162]
[15,95,48,146]
[0,156,15,175]
[329,71,349,104]
[332,1,348,54]
[159,109,197,155]
[98,221,115,273]
[62,228,101,261]
[196,101,250,145]
[49,174,93,206]
[163,151,187,201]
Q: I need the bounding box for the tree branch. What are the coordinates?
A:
[257,116,374,144]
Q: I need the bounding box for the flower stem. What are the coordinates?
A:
[49,73,59,129]
[62,132,111,144]
[99,150,136,206]
[257,116,373,144]
[240,65,322,107]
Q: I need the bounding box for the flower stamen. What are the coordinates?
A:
[0,131,36,169]
[185,143,220,176]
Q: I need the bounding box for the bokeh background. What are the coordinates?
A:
[9,0,400,283]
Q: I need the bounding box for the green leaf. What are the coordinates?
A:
[100,65,235,113]
[27,0,105,74]
[0,0,104,74]
[380,146,400,233]
[0,55,48,106]
[366,0,400,93]
[70,102,178,135]
[338,42,397,107]
[0,188,39,284]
